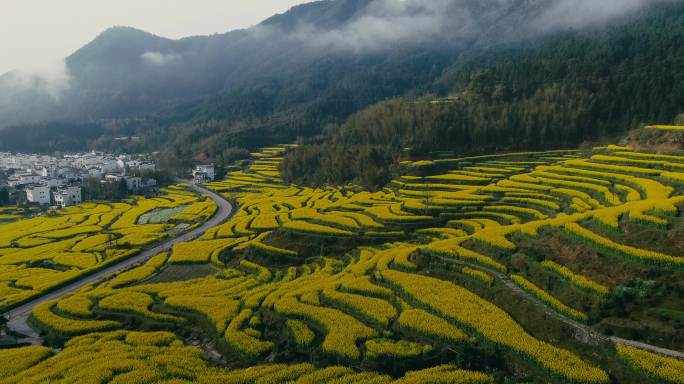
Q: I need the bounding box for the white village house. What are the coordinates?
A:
[193,164,215,183]
[53,186,82,208]
[104,174,157,192]
[25,185,51,205]
[1,150,158,207]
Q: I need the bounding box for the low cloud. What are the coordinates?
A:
[3,60,72,100]
[279,0,672,54]
[533,0,673,32]
[292,0,459,52]
[140,51,181,66]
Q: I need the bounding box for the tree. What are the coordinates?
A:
[676,114,684,125]
[83,177,128,201]
[117,179,128,197]
[215,159,226,181]
[0,188,9,206]
[127,169,174,187]
[221,147,249,164]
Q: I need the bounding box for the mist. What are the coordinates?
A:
[282,0,677,53]
[141,51,182,66]
[1,60,71,100]
[292,0,461,53]
[0,0,678,129]
[533,0,676,32]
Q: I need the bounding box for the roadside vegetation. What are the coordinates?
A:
[0,185,215,311]
[4,143,684,383]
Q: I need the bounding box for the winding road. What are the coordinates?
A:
[2,181,234,340]
[3,183,683,364]
[430,254,684,361]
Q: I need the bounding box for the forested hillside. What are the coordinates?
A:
[1,0,681,169]
[282,1,684,188]
[0,0,532,129]
[5,2,684,383]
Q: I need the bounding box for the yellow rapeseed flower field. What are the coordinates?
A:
[12,145,684,383]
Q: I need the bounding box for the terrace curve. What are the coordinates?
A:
[2,180,235,340]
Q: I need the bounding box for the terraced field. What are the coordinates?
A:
[4,144,684,383]
[0,207,36,223]
[0,185,216,311]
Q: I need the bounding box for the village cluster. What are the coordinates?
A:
[0,151,157,207]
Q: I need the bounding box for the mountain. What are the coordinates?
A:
[281,1,684,188]
[0,0,680,165]
[0,1,492,126]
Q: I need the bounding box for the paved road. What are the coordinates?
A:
[5,186,683,364]
[3,181,234,339]
[430,254,684,361]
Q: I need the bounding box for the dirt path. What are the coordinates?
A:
[431,254,684,361]
[2,181,234,340]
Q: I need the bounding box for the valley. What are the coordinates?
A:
[3,133,684,383]
[2,1,684,383]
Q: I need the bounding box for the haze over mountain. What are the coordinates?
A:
[0,0,669,129]
[6,4,684,384]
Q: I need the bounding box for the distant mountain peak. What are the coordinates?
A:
[67,26,175,70]
[0,0,678,130]
[95,26,165,40]
[260,0,371,31]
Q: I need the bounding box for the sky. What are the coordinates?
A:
[1,0,668,77]
[0,0,308,75]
